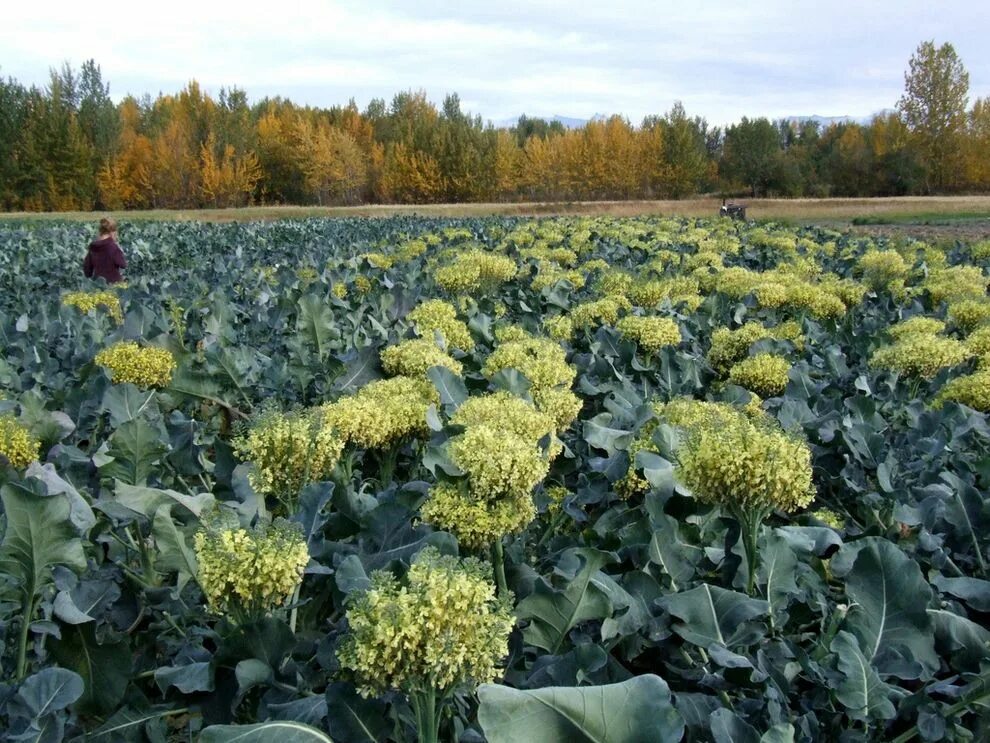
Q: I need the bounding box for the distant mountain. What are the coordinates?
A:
[492,114,595,129]
[783,109,896,127]
[491,110,897,130]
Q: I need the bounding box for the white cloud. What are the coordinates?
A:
[2,0,987,124]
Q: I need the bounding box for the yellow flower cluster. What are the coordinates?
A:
[422,480,537,549]
[934,370,990,412]
[361,252,395,269]
[0,414,40,469]
[296,266,318,282]
[818,275,867,307]
[482,337,575,390]
[627,276,702,311]
[423,391,559,546]
[323,376,438,449]
[543,314,574,342]
[888,316,945,340]
[380,338,462,378]
[62,290,123,324]
[95,341,176,388]
[708,323,773,374]
[520,246,579,266]
[727,354,791,397]
[948,300,990,333]
[856,250,910,291]
[355,275,372,294]
[678,416,815,514]
[596,270,634,297]
[194,518,309,616]
[617,398,752,498]
[332,283,348,299]
[233,407,344,501]
[449,426,550,500]
[924,265,988,305]
[451,392,559,459]
[715,267,853,319]
[435,250,516,293]
[615,316,682,353]
[870,334,972,379]
[531,387,583,432]
[530,264,586,292]
[570,296,632,329]
[396,239,427,262]
[966,326,990,360]
[580,258,609,274]
[407,299,474,350]
[337,547,513,697]
[970,240,990,261]
[814,509,844,530]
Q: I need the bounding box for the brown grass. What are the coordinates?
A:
[2,196,990,224]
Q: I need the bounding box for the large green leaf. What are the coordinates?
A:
[0,481,86,607]
[114,480,214,519]
[516,548,616,653]
[648,511,703,591]
[658,583,769,649]
[200,722,334,742]
[426,365,467,411]
[478,675,684,743]
[830,631,902,721]
[102,383,157,427]
[49,623,130,715]
[325,682,389,743]
[87,707,184,740]
[153,505,199,593]
[296,293,339,359]
[758,532,800,628]
[833,537,939,679]
[100,418,168,486]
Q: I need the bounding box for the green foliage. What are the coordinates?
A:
[2,215,990,741]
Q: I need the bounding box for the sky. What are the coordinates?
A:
[2,1,989,127]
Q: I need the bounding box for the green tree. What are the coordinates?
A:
[721,117,781,197]
[897,40,969,192]
[658,102,709,198]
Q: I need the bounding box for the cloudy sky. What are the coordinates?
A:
[2,1,988,126]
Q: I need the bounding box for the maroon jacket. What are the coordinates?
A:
[83,237,127,284]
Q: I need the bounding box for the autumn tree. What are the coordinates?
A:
[898,41,970,192]
[963,98,990,191]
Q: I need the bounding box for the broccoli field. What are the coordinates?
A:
[1,215,990,742]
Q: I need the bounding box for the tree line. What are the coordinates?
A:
[0,41,986,211]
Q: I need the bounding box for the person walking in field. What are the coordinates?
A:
[84,217,127,284]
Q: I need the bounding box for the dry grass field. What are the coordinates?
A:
[2,196,989,231]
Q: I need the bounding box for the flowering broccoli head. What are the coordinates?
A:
[337,547,514,697]
[95,341,175,388]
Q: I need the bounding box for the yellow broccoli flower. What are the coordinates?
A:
[727,354,791,397]
[380,338,462,379]
[95,342,175,388]
[194,517,309,619]
[62,290,123,324]
[0,414,40,469]
[337,547,513,697]
[233,407,344,504]
[616,316,682,354]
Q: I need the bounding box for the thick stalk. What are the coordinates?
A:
[378,445,400,488]
[15,594,36,680]
[536,509,568,549]
[733,507,764,597]
[288,582,302,633]
[492,539,508,597]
